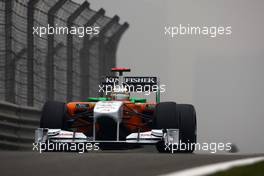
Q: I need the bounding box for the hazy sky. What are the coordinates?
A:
[74,0,264,153]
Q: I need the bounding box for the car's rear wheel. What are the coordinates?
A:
[154,102,196,153]
[40,101,66,129]
[177,104,197,153]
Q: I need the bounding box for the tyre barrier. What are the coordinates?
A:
[0,101,40,150]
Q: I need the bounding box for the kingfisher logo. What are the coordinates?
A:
[105,77,119,83]
[124,77,157,84]
[104,77,157,84]
[99,76,165,95]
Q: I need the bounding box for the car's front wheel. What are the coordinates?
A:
[40,101,66,129]
[154,102,197,153]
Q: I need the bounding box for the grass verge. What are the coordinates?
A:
[208,161,264,176]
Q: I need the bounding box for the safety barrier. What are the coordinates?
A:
[0,101,40,150]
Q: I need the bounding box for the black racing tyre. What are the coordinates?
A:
[154,102,197,153]
[154,102,178,153]
[177,104,197,153]
[40,101,66,129]
[154,102,179,129]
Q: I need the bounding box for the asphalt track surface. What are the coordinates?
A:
[0,147,263,176]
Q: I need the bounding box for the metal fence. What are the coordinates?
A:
[0,0,128,108]
[0,101,40,150]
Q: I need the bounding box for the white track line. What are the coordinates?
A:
[161,156,264,176]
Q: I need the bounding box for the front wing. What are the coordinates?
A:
[35,128,180,145]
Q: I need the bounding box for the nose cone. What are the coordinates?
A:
[96,116,117,141]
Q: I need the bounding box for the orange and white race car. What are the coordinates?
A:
[35,68,196,153]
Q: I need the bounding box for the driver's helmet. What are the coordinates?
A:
[110,86,130,100]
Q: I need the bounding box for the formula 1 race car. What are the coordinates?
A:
[35,68,197,153]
